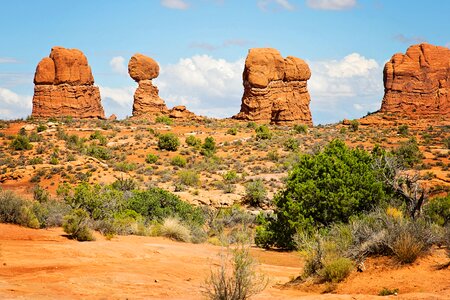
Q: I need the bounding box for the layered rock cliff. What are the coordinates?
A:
[380,43,450,118]
[32,46,105,119]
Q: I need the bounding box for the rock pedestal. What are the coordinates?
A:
[234,48,313,125]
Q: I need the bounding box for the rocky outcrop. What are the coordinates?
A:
[380,43,450,118]
[32,46,104,119]
[129,53,168,117]
[234,48,312,125]
[169,105,201,120]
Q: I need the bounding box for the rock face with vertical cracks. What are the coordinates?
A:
[32,46,105,119]
[129,53,168,117]
[233,48,313,125]
[380,43,450,119]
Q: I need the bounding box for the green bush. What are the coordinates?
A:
[158,133,180,151]
[378,287,399,296]
[85,145,112,160]
[145,153,159,164]
[201,136,216,156]
[223,170,239,183]
[178,170,200,187]
[350,120,359,132]
[319,257,353,283]
[127,188,204,226]
[62,208,95,241]
[423,194,450,226]
[10,135,32,150]
[255,125,272,140]
[284,138,299,151]
[37,124,47,132]
[244,179,267,207]
[185,135,202,147]
[29,157,43,165]
[392,138,422,167]
[293,124,308,134]
[155,115,173,125]
[0,190,39,228]
[171,155,187,167]
[227,127,238,135]
[397,124,409,136]
[257,139,387,249]
[89,130,107,146]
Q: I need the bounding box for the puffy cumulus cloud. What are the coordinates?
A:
[257,0,295,11]
[161,0,189,10]
[308,53,383,124]
[0,87,32,119]
[306,0,356,10]
[99,85,136,118]
[109,56,128,75]
[155,55,245,118]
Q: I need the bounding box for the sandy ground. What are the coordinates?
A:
[0,224,449,300]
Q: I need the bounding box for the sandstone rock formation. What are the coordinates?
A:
[32,46,105,119]
[129,53,169,117]
[234,48,312,125]
[380,43,450,118]
[169,105,200,120]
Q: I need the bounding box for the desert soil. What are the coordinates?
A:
[0,224,448,300]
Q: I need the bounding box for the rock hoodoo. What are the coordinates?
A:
[32,46,105,119]
[233,48,313,125]
[380,43,450,118]
[129,53,169,117]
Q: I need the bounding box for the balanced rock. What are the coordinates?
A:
[380,43,450,118]
[32,46,104,119]
[129,53,168,117]
[234,48,312,125]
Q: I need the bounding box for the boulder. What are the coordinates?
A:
[380,43,450,119]
[169,105,201,120]
[128,53,160,82]
[31,46,105,119]
[234,48,313,125]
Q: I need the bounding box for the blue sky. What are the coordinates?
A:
[0,0,449,124]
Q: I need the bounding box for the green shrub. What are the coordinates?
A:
[171,155,187,167]
[378,287,399,296]
[257,139,387,249]
[62,208,95,241]
[49,156,59,165]
[158,217,191,242]
[0,190,39,228]
[185,135,202,147]
[223,170,239,183]
[89,130,107,146]
[319,257,353,283]
[29,157,43,165]
[111,177,137,192]
[244,179,267,207]
[201,136,216,156]
[443,137,450,149]
[155,115,173,125]
[114,161,136,172]
[350,120,359,132]
[203,243,267,300]
[267,150,279,162]
[37,124,47,132]
[127,188,204,226]
[10,135,32,150]
[178,169,200,187]
[423,194,450,226]
[397,124,409,136]
[284,138,299,151]
[227,127,238,135]
[255,125,272,140]
[158,133,180,151]
[145,153,159,164]
[293,124,308,134]
[393,138,422,167]
[86,145,112,160]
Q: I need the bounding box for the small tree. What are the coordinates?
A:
[202,136,217,156]
[158,133,180,151]
[10,135,32,150]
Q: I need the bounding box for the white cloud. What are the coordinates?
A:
[0,87,32,119]
[99,85,135,107]
[308,53,383,123]
[161,0,189,10]
[258,0,295,11]
[109,56,128,75]
[0,57,18,64]
[306,0,356,10]
[155,55,245,118]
